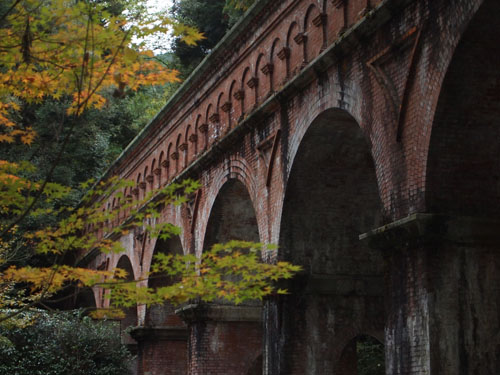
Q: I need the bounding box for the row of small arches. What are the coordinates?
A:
[100,0,375,229]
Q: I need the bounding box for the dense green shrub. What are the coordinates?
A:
[0,310,133,375]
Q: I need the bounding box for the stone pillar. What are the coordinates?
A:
[361,213,500,375]
[178,303,263,375]
[131,326,188,375]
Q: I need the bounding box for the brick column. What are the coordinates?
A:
[178,303,263,375]
[131,326,188,375]
[361,214,500,375]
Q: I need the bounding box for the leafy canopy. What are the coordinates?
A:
[0,0,202,143]
[0,0,300,322]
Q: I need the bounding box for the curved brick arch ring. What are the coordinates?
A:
[284,75,365,181]
[194,155,262,256]
[269,85,367,245]
[140,204,189,277]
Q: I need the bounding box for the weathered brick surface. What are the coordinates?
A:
[84,0,500,373]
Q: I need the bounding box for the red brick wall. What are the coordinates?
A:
[85,0,500,374]
[188,321,262,375]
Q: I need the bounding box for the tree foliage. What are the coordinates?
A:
[0,310,133,375]
[0,0,300,324]
[170,0,256,77]
[0,0,201,141]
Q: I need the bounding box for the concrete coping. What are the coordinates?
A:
[359,213,500,250]
[176,303,262,323]
[129,326,188,341]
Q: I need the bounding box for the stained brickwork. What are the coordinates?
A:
[83,0,500,374]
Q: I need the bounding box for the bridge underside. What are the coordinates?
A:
[85,0,500,374]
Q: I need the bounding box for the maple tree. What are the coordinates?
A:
[0,0,300,322]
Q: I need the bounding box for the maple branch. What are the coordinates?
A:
[0,262,59,324]
[0,0,21,24]
[0,12,131,240]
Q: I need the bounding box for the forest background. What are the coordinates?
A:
[0,0,301,333]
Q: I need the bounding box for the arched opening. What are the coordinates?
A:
[426,0,500,218]
[304,4,322,62]
[421,1,500,372]
[204,179,260,249]
[241,67,251,116]
[146,234,185,327]
[195,179,263,374]
[287,22,301,77]
[336,335,385,375]
[277,108,384,374]
[115,255,138,345]
[270,38,285,91]
[75,287,97,311]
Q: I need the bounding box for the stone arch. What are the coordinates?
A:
[425,0,499,218]
[145,234,185,327]
[74,287,97,312]
[270,108,384,374]
[150,158,156,189]
[241,67,251,115]
[286,21,302,76]
[215,92,224,137]
[185,124,193,165]
[196,157,259,255]
[203,178,260,251]
[158,151,164,187]
[190,172,263,375]
[114,255,138,345]
[205,103,212,125]
[174,133,184,171]
[304,3,323,62]
[205,104,214,146]
[143,165,149,196]
[166,142,173,179]
[255,52,268,104]
[135,173,142,199]
[195,114,205,152]
[270,37,285,91]
[413,2,500,373]
[228,79,239,125]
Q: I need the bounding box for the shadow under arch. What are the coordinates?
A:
[270,107,384,374]
[203,178,260,250]
[418,1,500,373]
[426,0,500,218]
[114,255,138,346]
[186,178,263,375]
[145,234,185,327]
[75,287,97,311]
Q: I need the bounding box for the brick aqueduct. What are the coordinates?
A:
[80,0,500,373]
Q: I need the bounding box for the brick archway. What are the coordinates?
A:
[114,255,138,345]
[267,108,384,374]
[425,0,500,217]
[185,177,263,375]
[195,156,261,255]
[84,1,500,373]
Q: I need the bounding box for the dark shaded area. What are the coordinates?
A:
[426,0,500,217]
[275,108,384,374]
